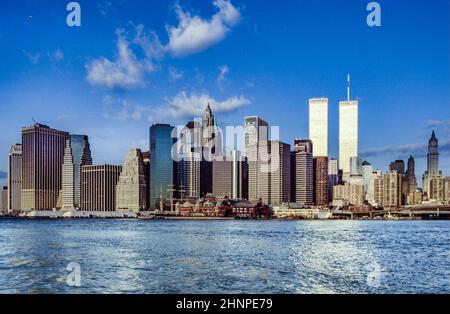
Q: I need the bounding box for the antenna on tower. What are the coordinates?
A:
[347,74,351,101]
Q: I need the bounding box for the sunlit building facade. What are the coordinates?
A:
[21,124,69,210]
[309,97,328,157]
[339,100,358,182]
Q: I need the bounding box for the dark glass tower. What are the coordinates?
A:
[406,155,417,193]
[70,135,92,208]
[149,124,175,209]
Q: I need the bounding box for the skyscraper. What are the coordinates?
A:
[212,150,248,200]
[8,144,22,211]
[313,156,329,206]
[362,161,374,196]
[339,75,358,182]
[61,139,75,210]
[81,164,122,211]
[149,124,175,209]
[177,121,201,199]
[427,131,439,177]
[267,141,291,206]
[292,139,313,205]
[116,148,147,211]
[406,156,417,194]
[422,131,441,196]
[141,151,151,208]
[383,171,403,208]
[309,97,328,157]
[327,158,338,202]
[60,135,92,210]
[244,116,268,202]
[21,124,69,210]
[201,104,218,196]
[389,160,405,175]
[70,135,92,208]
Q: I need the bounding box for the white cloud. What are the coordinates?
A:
[166,0,241,57]
[169,66,184,81]
[22,50,41,64]
[85,28,157,89]
[102,95,151,120]
[162,91,250,119]
[217,65,229,82]
[101,92,250,123]
[98,0,112,17]
[51,49,64,62]
[133,24,166,61]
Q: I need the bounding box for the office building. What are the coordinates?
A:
[407,189,423,205]
[313,156,328,206]
[244,116,269,202]
[212,150,248,200]
[333,183,364,206]
[201,104,220,196]
[1,186,7,211]
[177,121,201,199]
[367,170,381,206]
[309,97,328,157]
[267,141,291,205]
[61,139,75,210]
[429,176,445,202]
[8,144,22,211]
[339,75,358,182]
[383,171,403,208]
[70,135,92,208]
[21,124,69,210]
[81,164,122,211]
[142,151,151,209]
[406,156,417,194]
[444,177,450,204]
[60,135,92,210]
[423,131,441,196]
[389,160,405,175]
[149,124,175,209]
[292,139,313,205]
[116,148,147,211]
[350,156,362,175]
[361,161,373,197]
[327,158,339,201]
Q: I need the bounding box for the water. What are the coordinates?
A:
[0,219,448,294]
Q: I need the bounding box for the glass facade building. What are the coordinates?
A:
[70,135,92,208]
[149,124,175,210]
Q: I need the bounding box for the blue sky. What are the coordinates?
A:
[0,0,449,185]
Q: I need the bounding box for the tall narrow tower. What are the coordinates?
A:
[61,139,75,210]
[309,97,328,157]
[339,75,359,182]
[427,131,439,177]
[406,155,417,193]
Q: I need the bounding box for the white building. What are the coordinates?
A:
[61,140,75,210]
[116,148,147,211]
[339,99,358,181]
[366,170,382,206]
[245,116,269,202]
[309,97,328,157]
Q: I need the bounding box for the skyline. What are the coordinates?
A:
[0,0,449,186]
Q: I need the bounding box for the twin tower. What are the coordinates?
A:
[309,75,358,182]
